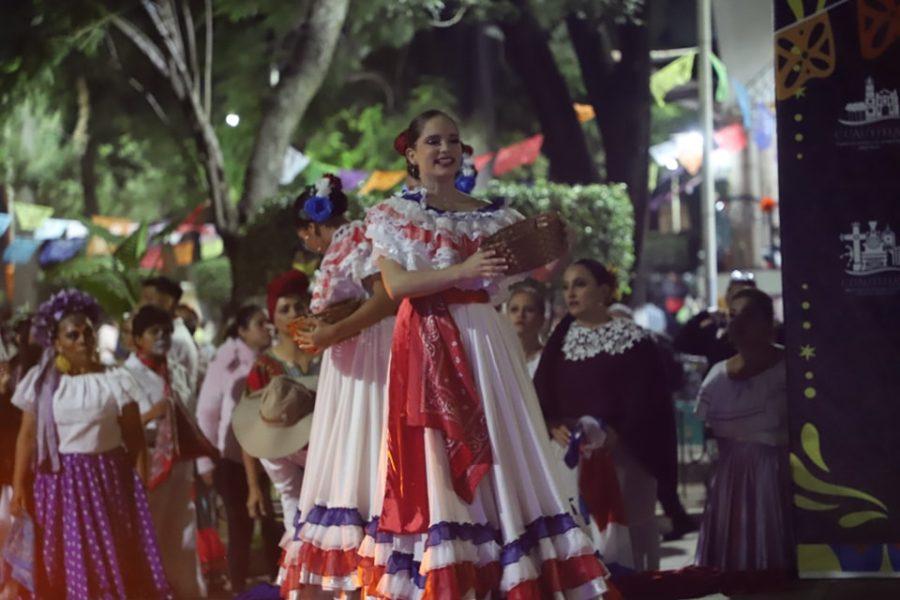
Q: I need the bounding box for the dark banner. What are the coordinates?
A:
[774,0,900,577]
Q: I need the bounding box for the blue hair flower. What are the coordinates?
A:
[455,149,478,193]
[303,195,334,223]
[455,174,476,194]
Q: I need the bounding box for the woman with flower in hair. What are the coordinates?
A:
[360,110,611,598]
[275,173,398,598]
[10,289,171,599]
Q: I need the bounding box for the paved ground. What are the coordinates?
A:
[205,459,900,599]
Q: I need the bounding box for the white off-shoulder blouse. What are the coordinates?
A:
[12,365,148,454]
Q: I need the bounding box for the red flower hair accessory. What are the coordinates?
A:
[394,130,411,156]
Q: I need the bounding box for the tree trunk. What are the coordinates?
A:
[80,136,99,217]
[499,2,598,185]
[471,24,499,181]
[238,0,350,221]
[74,75,99,217]
[567,12,651,300]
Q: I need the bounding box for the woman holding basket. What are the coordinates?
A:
[358,110,612,599]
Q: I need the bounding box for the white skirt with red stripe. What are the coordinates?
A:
[279,317,395,597]
[358,303,612,599]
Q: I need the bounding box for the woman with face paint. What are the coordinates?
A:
[359,111,611,598]
[694,288,792,572]
[10,290,171,599]
[123,305,207,598]
[275,174,398,598]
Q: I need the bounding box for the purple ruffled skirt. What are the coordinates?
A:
[33,448,173,600]
[695,439,794,571]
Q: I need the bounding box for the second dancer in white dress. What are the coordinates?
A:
[279,174,397,598]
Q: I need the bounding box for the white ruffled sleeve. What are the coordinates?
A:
[695,361,726,422]
[364,199,421,269]
[310,221,379,313]
[105,367,153,414]
[11,364,42,414]
[338,221,379,283]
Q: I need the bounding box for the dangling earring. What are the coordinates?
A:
[408,162,420,180]
[455,150,477,193]
[54,354,72,374]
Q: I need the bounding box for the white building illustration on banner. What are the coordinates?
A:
[840,221,900,274]
[840,77,900,125]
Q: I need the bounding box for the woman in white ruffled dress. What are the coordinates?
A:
[358,110,611,599]
[279,174,397,598]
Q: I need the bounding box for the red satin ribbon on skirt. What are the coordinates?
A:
[379,289,493,534]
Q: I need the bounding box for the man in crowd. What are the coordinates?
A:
[141,276,201,407]
[673,272,759,372]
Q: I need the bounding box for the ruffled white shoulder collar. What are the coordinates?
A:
[562,318,651,361]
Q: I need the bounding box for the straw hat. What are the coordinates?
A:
[232,375,315,460]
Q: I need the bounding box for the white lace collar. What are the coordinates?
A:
[562,319,650,361]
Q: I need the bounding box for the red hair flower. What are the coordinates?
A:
[394,130,411,156]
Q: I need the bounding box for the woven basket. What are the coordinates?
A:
[482,212,566,275]
[288,298,364,349]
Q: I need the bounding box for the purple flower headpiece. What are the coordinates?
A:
[32,289,102,348]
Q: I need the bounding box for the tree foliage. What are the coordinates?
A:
[44,222,151,317]
[1,0,658,307]
[301,81,456,173]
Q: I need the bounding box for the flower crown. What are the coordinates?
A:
[32,289,102,348]
[301,174,342,223]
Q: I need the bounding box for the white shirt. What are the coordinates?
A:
[12,366,147,454]
[169,318,200,405]
[695,359,788,446]
[526,353,541,378]
[122,353,193,418]
[260,449,306,533]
